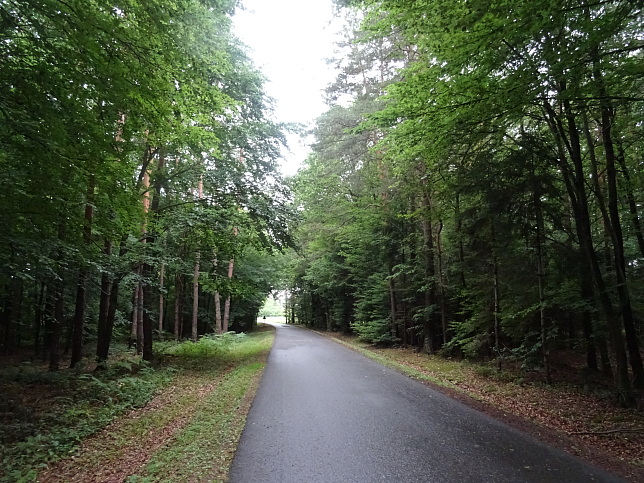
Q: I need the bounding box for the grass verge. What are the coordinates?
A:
[0,327,273,483]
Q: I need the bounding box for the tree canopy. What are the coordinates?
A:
[291,0,644,404]
[0,0,295,367]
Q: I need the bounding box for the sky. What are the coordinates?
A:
[232,0,341,175]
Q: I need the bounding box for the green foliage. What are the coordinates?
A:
[0,362,172,482]
[291,0,644,398]
[350,319,398,346]
[159,333,249,360]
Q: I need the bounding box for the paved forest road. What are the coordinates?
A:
[229,324,622,483]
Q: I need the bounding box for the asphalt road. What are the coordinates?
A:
[229,323,622,483]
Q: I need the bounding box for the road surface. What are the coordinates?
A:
[229,323,622,483]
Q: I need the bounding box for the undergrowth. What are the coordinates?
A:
[0,332,264,483]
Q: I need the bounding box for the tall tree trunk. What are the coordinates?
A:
[70,175,95,368]
[600,106,644,389]
[101,238,126,363]
[582,75,644,390]
[33,282,46,357]
[49,279,64,372]
[388,269,397,340]
[580,277,600,372]
[214,291,222,334]
[3,277,23,355]
[174,272,184,341]
[212,253,222,334]
[158,262,165,332]
[533,182,551,384]
[490,218,502,371]
[436,220,448,345]
[95,239,113,365]
[616,144,644,258]
[545,92,631,398]
[222,257,234,333]
[47,222,67,372]
[136,282,144,354]
[192,252,200,341]
[421,193,437,353]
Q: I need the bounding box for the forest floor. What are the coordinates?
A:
[322,331,644,482]
[0,327,274,483]
[3,324,642,481]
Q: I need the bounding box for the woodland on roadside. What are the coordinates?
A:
[289,0,644,406]
[0,0,294,369]
[1,0,644,480]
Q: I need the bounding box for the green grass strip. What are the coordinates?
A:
[126,362,265,483]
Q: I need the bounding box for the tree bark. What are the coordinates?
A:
[158,262,165,333]
[192,252,200,341]
[174,272,184,341]
[70,175,95,368]
[544,92,631,399]
[421,193,437,353]
[95,239,113,365]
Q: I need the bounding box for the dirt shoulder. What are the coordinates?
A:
[323,331,644,482]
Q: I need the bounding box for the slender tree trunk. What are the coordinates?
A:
[421,193,437,353]
[47,222,67,372]
[214,292,222,335]
[600,109,644,389]
[158,262,165,333]
[564,94,631,397]
[34,282,45,357]
[212,252,223,334]
[49,280,64,372]
[388,271,397,340]
[533,184,551,384]
[583,103,644,390]
[223,256,234,333]
[3,277,23,355]
[544,96,631,399]
[96,237,126,363]
[491,219,502,371]
[95,239,113,365]
[70,175,95,368]
[580,278,600,372]
[436,221,448,345]
[174,272,183,341]
[616,144,644,258]
[192,252,200,341]
[190,176,203,340]
[131,271,141,352]
[136,282,144,354]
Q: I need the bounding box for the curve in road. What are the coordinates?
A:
[229,323,623,483]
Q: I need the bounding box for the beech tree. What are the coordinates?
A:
[0,0,295,368]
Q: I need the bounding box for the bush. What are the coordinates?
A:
[350,319,398,346]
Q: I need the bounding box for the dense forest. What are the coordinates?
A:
[1,0,643,407]
[0,0,294,369]
[290,0,644,403]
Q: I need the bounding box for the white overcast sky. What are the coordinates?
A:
[233,0,341,175]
